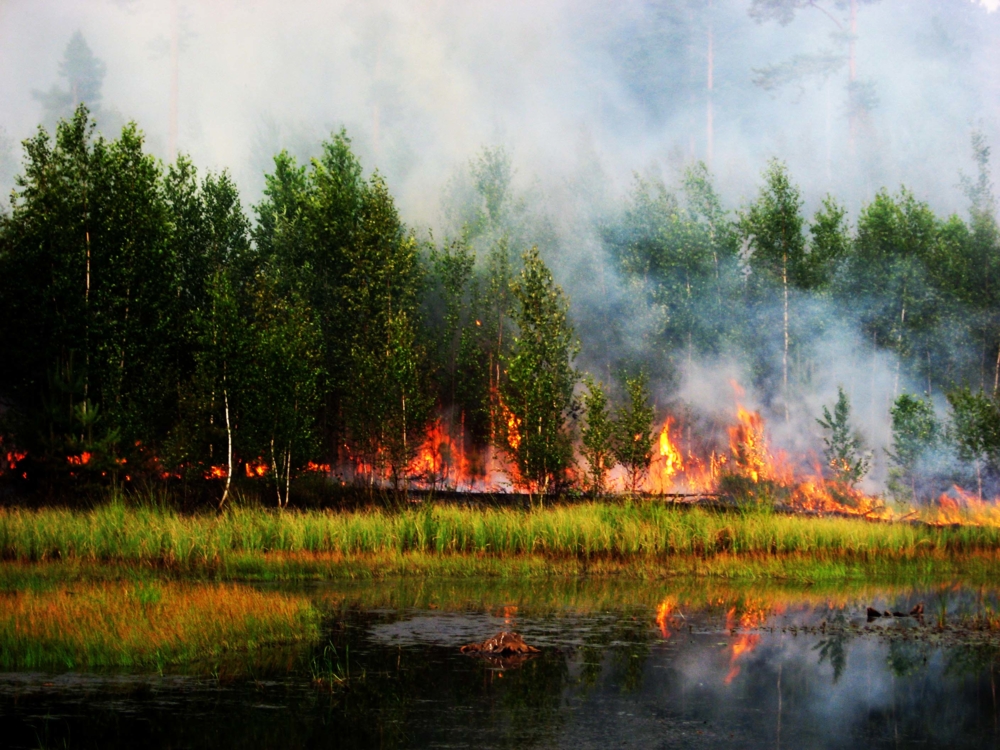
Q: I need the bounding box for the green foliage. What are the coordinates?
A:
[499,247,578,496]
[580,377,616,495]
[246,276,324,507]
[604,163,738,373]
[816,387,870,486]
[612,372,656,494]
[888,393,939,502]
[0,107,179,472]
[807,196,851,289]
[738,159,809,290]
[947,388,1000,472]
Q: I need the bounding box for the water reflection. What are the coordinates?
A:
[1,580,999,748]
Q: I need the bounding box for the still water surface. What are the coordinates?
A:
[1,579,998,749]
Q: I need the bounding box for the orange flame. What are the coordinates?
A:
[650,418,684,492]
[66,452,92,466]
[245,460,268,478]
[413,419,462,483]
[205,465,227,479]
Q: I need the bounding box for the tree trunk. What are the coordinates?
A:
[218,382,232,512]
[782,252,789,423]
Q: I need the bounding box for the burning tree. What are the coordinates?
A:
[497,247,578,499]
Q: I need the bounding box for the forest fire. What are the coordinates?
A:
[413,420,462,485]
[66,452,91,466]
[245,460,268,478]
[650,418,684,492]
[929,486,1000,526]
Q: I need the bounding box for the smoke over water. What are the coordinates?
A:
[2,0,999,505]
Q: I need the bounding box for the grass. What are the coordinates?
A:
[0,580,319,670]
[2,499,1000,568]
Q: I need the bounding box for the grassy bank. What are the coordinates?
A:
[0,581,319,670]
[1,501,1000,581]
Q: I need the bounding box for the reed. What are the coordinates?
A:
[1,499,1000,574]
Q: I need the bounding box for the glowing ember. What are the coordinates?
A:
[205,465,227,479]
[304,461,330,473]
[6,450,27,470]
[66,452,92,466]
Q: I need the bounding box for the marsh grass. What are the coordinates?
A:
[0,581,319,670]
[2,500,999,560]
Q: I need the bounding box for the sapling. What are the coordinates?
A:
[581,377,615,496]
[613,372,656,495]
[816,386,871,487]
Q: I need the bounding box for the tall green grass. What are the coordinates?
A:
[1,500,999,571]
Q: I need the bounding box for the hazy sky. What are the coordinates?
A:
[2,0,999,226]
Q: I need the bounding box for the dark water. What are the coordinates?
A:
[2,582,1000,749]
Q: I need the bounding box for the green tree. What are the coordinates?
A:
[947,388,1000,498]
[807,196,851,289]
[838,188,940,391]
[816,386,870,486]
[245,276,323,508]
[0,106,180,479]
[613,372,656,495]
[498,247,578,498]
[738,160,808,418]
[888,393,938,503]
[580,377,616,496]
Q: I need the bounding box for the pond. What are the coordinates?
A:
[1,578,999,749]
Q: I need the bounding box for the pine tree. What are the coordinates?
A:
[816,387,870,486]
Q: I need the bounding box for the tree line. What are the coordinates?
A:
[2,107,1000,506]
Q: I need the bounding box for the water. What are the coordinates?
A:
[2,580,999,748]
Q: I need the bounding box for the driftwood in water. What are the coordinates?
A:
[867,602,925,621]
[460,631,539,655]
